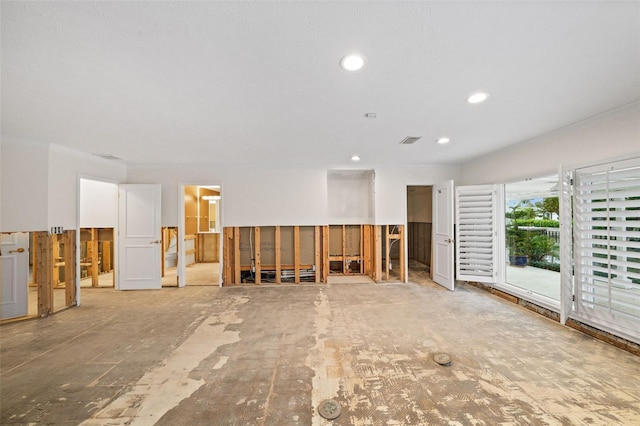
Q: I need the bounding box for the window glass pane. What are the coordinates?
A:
[505,175,560,300]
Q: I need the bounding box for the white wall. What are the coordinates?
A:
[48,145,126,230]
[327,170,375,224]
[128,164,462,228]
[0,140,126,232]
[79,178,118,228]
[126,166,329,227]
[374,166,462,225]
[461,103,640,185]
[1,139,49,231]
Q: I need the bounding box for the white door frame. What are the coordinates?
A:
[432,180,456,291]
[405,184,434,284]
[178,182,224,288]
[76,175,120,305]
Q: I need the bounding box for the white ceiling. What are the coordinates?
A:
[2,1,639,167]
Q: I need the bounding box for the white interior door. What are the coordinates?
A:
[433,180,455,291]
[1,232,29,319]
[118,184,162,290]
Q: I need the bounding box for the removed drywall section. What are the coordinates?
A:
[224,225,322,285]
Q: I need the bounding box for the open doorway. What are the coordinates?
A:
[407,186,432,282]
[180,185,221,286]
[78,228,115,289]
[78,177,118,297]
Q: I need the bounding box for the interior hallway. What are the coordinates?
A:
[1,279,639,425]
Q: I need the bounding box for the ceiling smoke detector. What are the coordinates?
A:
[399,136,422,145]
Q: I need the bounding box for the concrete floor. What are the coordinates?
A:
[1,277,640,425]
[506,264,561,301]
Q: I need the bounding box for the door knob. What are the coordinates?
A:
[150,240,160,244]
[9,248,25,253]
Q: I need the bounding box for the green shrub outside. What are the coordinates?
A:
[514,219,559,228]
[528,260,561,272]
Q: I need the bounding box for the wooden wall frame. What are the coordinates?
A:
[35,231,53,317]
[221,224,404,285]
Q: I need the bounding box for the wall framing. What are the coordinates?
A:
[222,225,404,285]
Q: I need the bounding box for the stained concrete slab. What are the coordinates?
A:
[1,280,639,425]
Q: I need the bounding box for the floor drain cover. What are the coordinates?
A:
[433,353,452,366]
[318,399,342,420]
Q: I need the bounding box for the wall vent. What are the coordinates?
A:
[399,136,421,145]
[92,154,122,160]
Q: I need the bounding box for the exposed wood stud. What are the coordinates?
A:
[314,226,321,283]
[91,228,99,287]
[222,228,229,284]
[322,226,329,283]
[63,230,77,307]
[385,225,390,281]
[363,225,371,277]
[234,227,241,285]
[161,227,166,277]
[254,227,261,285]
[275,226,281,284]
[103,240,112,275]
[342,225,346,274]
[31,233,38,286]
[374,226,382,283]
[399,225,405,282]
[35,231,53,317]
[360,225,364,274]
[294,226,300,283]
[223,227,234,285]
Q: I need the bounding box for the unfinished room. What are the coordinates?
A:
[1,1,639,425]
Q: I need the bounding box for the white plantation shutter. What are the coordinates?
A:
[573,157,640,343]
[455,185,498,283]
[560,167,574,324]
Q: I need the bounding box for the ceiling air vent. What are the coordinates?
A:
[399,136,421,145]
[92,154,122,160]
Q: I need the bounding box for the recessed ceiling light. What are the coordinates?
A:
[351,155,361,161]
[340,54,365,71]
[467,92,489,104]
[436,137,450,144]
